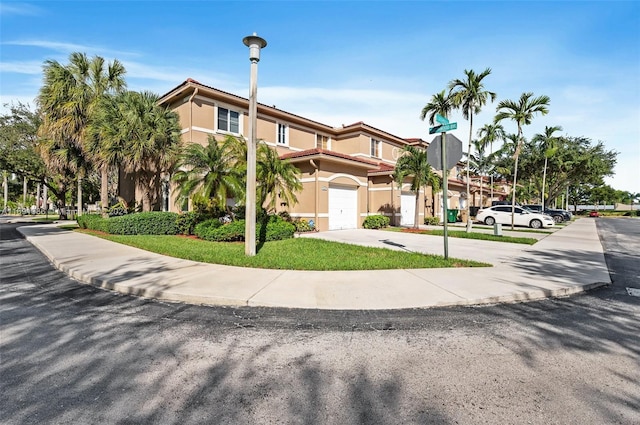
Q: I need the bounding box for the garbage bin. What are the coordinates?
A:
[470,206,480,217]
[447,209,458,223]
[493,223,502,236]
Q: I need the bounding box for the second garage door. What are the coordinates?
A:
[328,185,358,230]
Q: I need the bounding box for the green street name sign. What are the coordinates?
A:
[429,122,457,134]
[435,114,449,125]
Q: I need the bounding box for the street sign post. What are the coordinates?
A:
[427,120,460,260]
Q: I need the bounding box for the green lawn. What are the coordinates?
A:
[76,229,490,270]
[384,227,539,245]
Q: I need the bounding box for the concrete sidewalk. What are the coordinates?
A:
[15,219,610,310]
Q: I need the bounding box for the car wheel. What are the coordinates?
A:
[530,219,542,229]
[484,217,495,226]
[553,215,563,223]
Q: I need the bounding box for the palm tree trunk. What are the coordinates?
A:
[466,111,473,232]
[77,176,83,217]
[414,191,420,229]
[511,127,523,230]
[541,157,548,209]
[101,164,109,212]
[3,173,8,213]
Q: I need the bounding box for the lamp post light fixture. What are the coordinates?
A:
[243,33,267,256]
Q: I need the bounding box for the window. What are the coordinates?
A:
[277,123,289,145]
[370,138,381,158]
[217,107,240,134]
[316,134,329,150]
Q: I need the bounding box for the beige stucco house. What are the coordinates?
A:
[153,79,504,231]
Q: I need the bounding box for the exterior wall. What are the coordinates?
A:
[368,175,397,224]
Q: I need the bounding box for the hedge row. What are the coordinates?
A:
[77,212,179,235]
[195,216,295,242]
[77,211,296,242]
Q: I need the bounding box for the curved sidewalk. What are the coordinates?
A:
[16,219,610,310]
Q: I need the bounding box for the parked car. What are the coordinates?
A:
[476,205,555,229]
[589,210,600,217]
[522,204,572,223]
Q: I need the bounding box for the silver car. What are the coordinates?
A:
[476,205,555,229]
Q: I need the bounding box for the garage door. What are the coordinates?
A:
[401,193,415,226]
[329,185,358,230]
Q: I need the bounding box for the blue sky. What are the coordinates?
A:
[1,0,639,193]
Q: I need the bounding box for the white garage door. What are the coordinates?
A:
[401,193,415,226]
[329,185,358,230]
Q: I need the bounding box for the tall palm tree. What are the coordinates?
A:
[115,91,181,211]
[420,90,454,222]
[394,145,441,228]
[37,52,126,214]
[468,138,490,209]
[172,135,245,211]
[532,125,562,209]
[256,142,302,212]
[420,89,454,125]
[448,68,496,231]
[476,123,506,202]
[494,92,550,229]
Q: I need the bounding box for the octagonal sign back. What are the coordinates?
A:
[426,134,463,171]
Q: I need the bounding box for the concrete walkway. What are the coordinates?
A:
[15,218,610,310]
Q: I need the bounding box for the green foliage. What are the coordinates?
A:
[258,217,296,242]
[424,216,441,225]
[177,211,209,235]
[194,215,295,242]
[77,214,109,232]
[363,215,390,229]
[108,212,179,235]
[193,218,225,239]
[292,218,314,232]
[172,135,244,212]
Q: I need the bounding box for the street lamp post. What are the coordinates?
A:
[243,33,267,256]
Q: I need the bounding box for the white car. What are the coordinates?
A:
[476,205,555,229]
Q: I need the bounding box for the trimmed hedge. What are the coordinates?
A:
[108,212,179,235]
[363,214,390,229]
[77,214,109,232]
[424,216,440,225]
[79,212,179,235]
[177,212,209,235]
[195,215,295,242]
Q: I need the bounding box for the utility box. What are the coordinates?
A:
[493,223,502,236]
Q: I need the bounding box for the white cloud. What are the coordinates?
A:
[0,2,42,16]
[0,60,42,74]
[3,40,138,58]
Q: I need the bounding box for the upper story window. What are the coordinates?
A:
[316,134,329,150]
[217,107,240,134]
[277,123,289,145]
[370,138,381,158]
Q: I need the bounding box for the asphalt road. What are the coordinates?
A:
[1,219,639,424]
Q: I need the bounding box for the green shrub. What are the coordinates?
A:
[258,218,296,241]
[77,214,109,232]
[363,214,390,229]
[177,211,209,235]
[424,216,441,225]
[195,215,295,242]
[108,212,179,235]
[293,218,313,232]
[194,218,224,239]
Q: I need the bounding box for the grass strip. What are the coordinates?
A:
[383,227,539,245]
[76,229,490,270]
